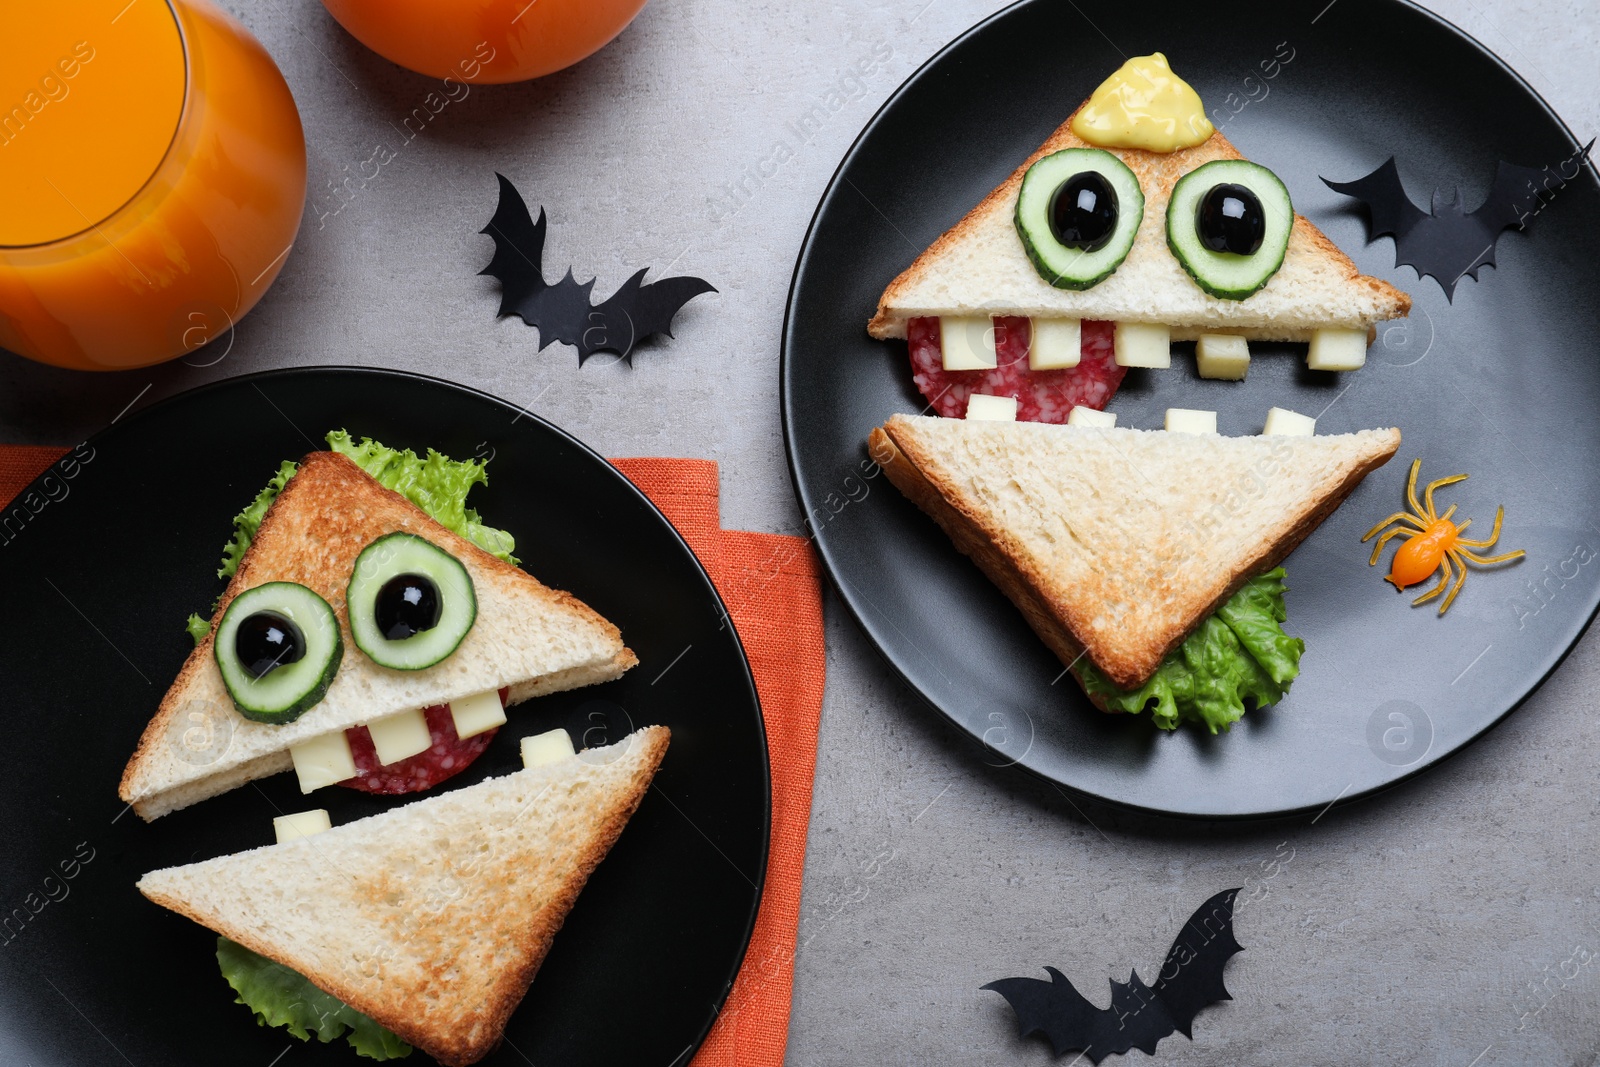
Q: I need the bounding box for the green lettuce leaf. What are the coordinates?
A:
[324,430,516,564]
[1216,569,1302,688]
[216,938,411,1060]
[188,431,517,643]
[1073,568,1304,734]
[219,460,300,580]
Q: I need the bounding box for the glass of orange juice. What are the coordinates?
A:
[320,0,649,83]
[0,0,306,371]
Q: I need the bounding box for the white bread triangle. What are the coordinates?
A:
[138,726,670,1067]
[869,415,1399,689]
[120,451,637,821]
[868,106,1409,342]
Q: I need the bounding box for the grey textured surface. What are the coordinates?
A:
[5,0,1600,1063]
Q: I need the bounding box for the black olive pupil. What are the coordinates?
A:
[375,573,442,641]
[235,610,306,679]
[1049,172,1118,252]
[1197,182,1266,255]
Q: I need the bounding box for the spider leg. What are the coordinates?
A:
[1423,473,1469,521]
[1440,550,1469,615]
[1437,504,1457,525]
[1361,511,1427,541]
[1412,552,1451,606]
[1405,459,1425,519]
[1456,506,1505,549]
[1453,518,1472,537]
[1370,526,1419,568]
[1458,547,1527,566]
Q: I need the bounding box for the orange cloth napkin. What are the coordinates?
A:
[0,446,825,1067]
[0,445,70,505]
[609,458,825,1067]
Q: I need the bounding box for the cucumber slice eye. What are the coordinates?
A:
[1015,148,1145,290]
[215,582,343,725]
[1165,159,1293,300]
[347,533,477,671]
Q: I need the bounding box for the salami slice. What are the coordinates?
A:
[906,316,1124,423]
[337,690,507,794]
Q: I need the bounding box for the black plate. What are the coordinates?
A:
[782,0,1600,818]
[0,367,767,1065]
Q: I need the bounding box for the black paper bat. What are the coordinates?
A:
[983,888,1243,1062]
[1322,150,1589,301]
[478,173,715,364]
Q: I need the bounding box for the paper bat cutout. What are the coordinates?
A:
[983,887,1243,1062]
[1322,147,1592,300]
[478,173,715,364]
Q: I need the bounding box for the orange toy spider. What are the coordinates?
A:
[1362,458,1525,616]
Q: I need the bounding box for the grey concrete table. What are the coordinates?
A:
[4,1,1598,1062]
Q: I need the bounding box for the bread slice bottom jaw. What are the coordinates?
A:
[137,725,670,1067]
[869,416,1400,696]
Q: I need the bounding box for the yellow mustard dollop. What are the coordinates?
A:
[1070,52,1214,153]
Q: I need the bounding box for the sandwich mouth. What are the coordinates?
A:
[137,644,637,821]
[306,691,643,795]
[320,689,513,796]
[895,314,1376,425]
[290,649,636,798]
[159,685,516,799]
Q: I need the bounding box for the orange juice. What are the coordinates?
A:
[321,0,649,83]
[0,0,306,371]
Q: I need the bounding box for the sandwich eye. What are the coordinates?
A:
[1050,171,1119,252]
[1165,159,1293,300]
[214,582,344,725]
[235,611,306,677]
[1197,183,1265,255]
[1015,147,1145,290]
[347,533,478,671]
[375,573,442,640]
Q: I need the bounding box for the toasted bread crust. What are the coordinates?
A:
[140,727,670,1067]
[873,418,1400,692]
[120,452,634,818]
[867,106,1410,339]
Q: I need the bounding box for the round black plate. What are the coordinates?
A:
[782,0,1600,818]
[0,367,767,1065]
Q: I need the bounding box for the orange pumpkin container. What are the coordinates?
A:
[319,0,649,83]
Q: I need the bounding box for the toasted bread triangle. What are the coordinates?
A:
[868,106,1409,342]
[120,451,637,821]
[870,415,1399,689]
[138,726,670,1067]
